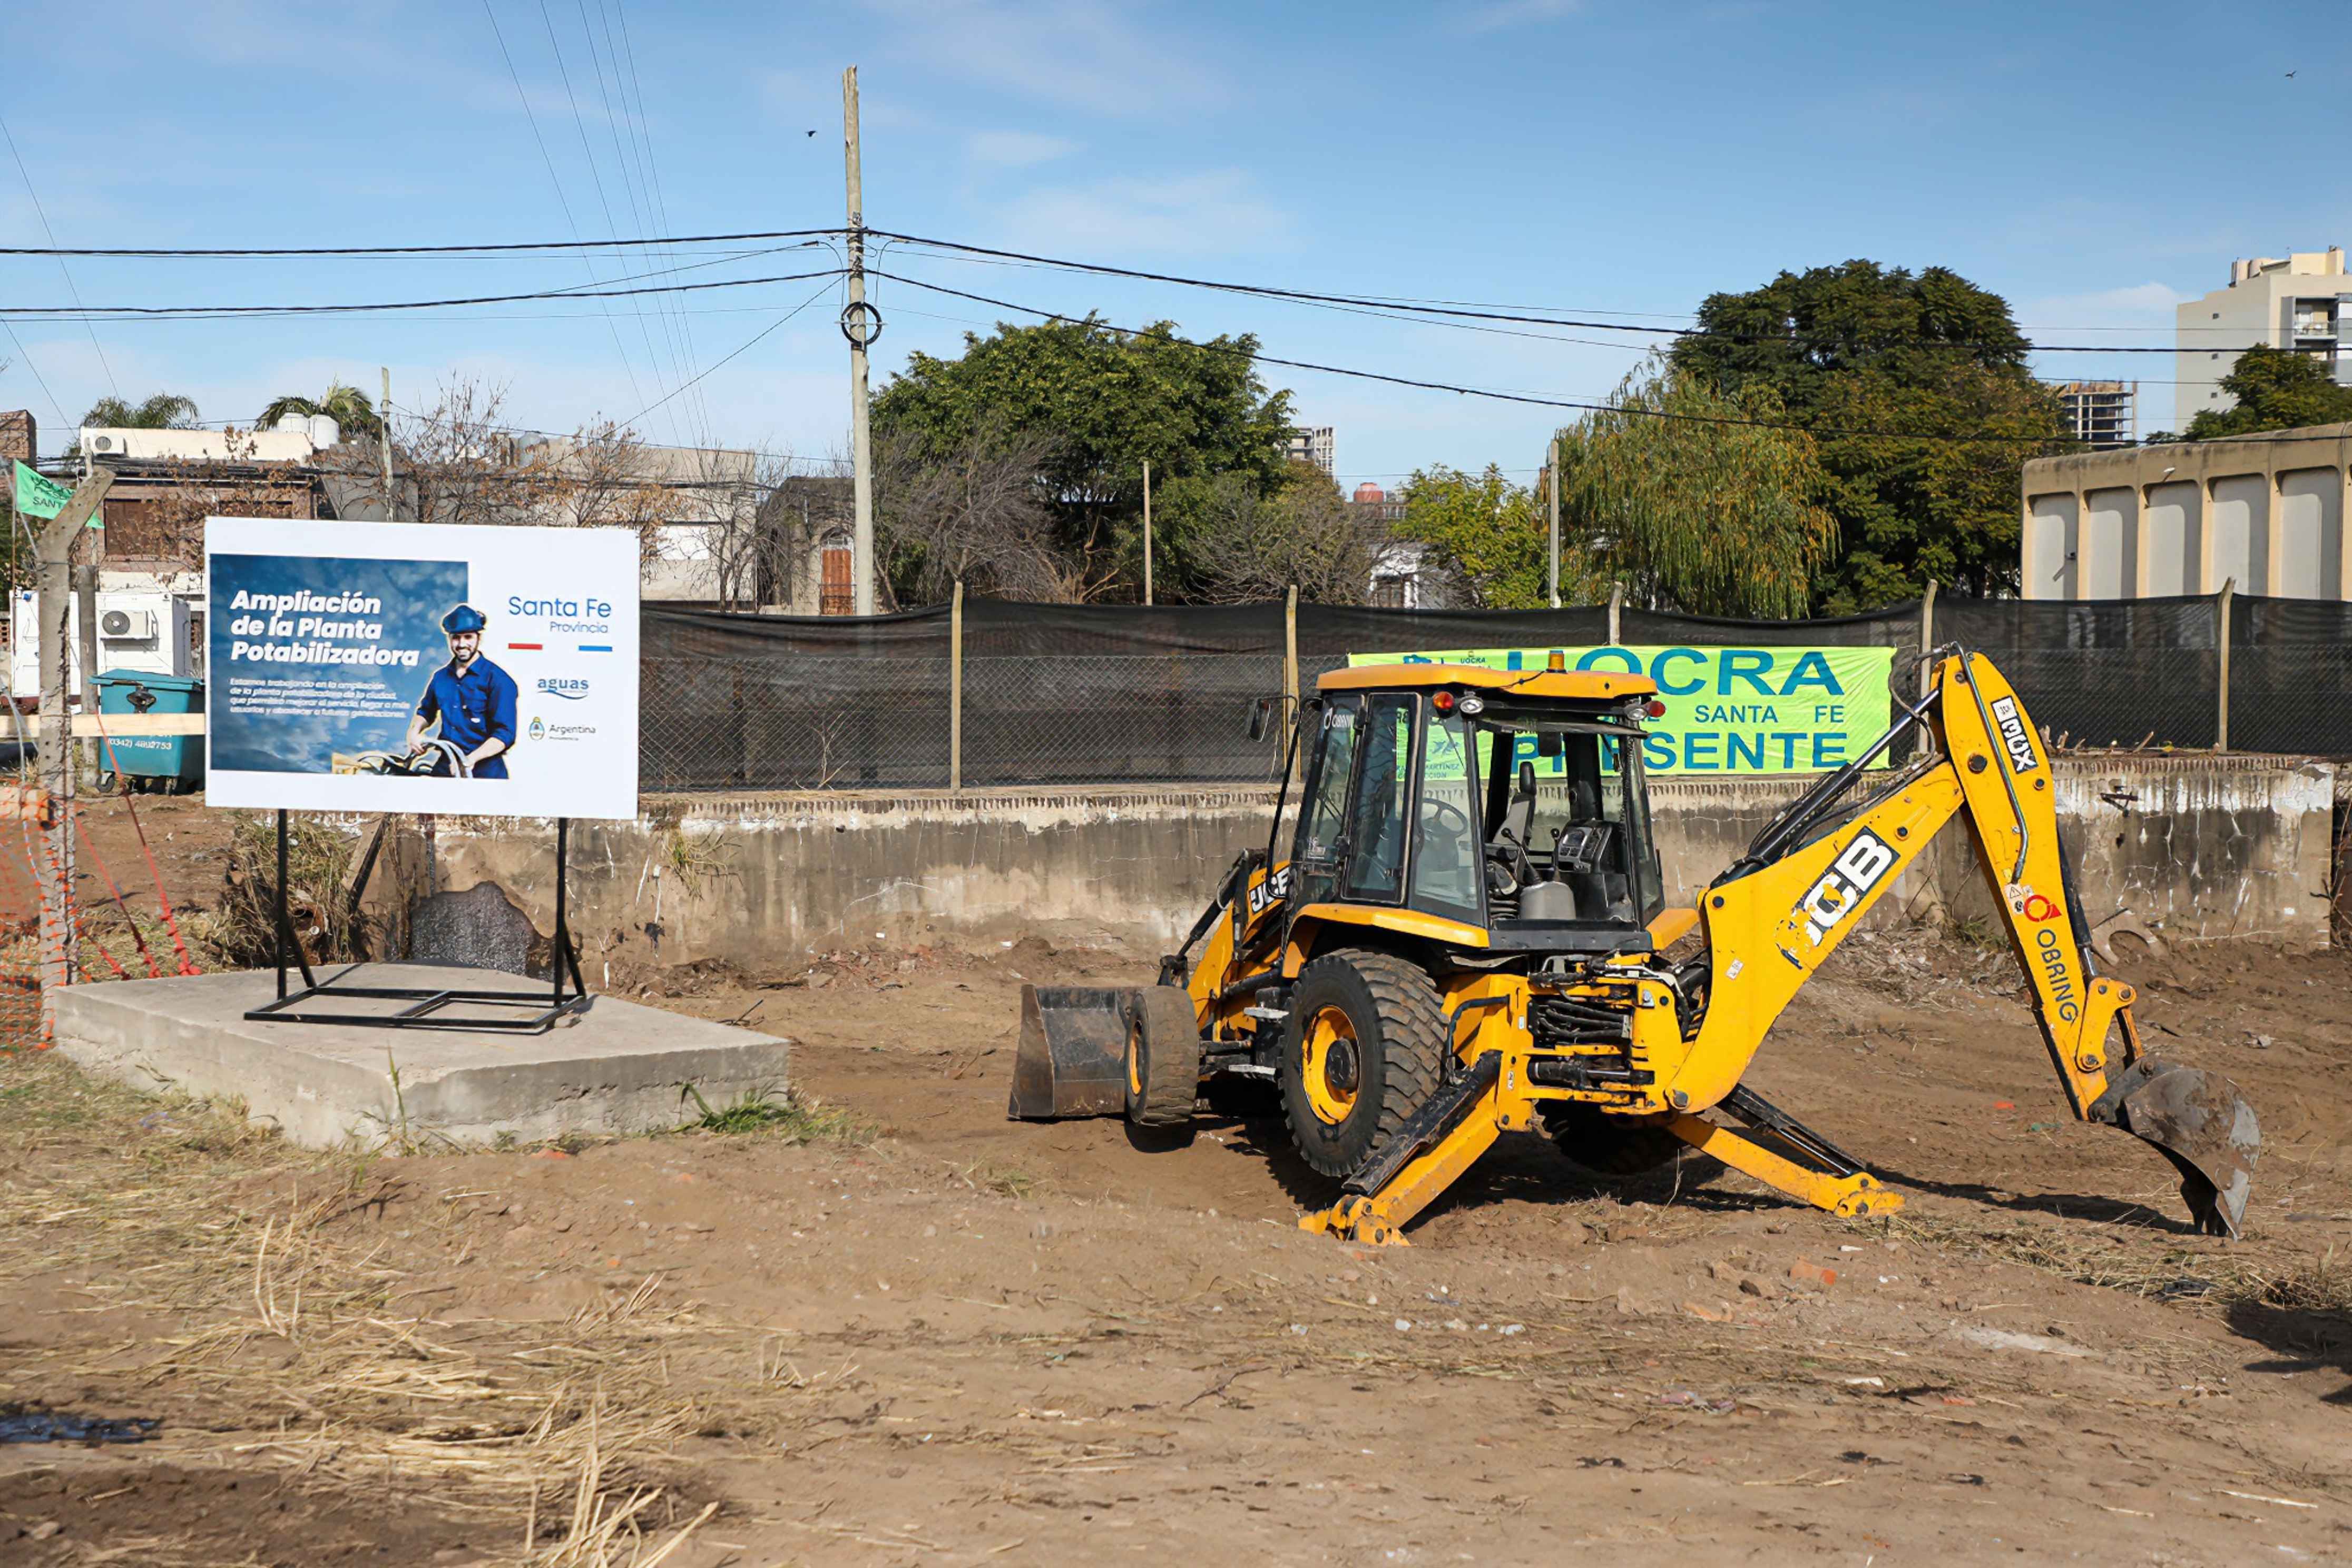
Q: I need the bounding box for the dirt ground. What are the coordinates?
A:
[3,796,2350,1564]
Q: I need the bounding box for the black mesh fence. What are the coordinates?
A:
[639,591,2347,792]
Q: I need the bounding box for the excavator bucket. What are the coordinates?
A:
[2093,1060,2260,1237]
[1007,985,1134,1120]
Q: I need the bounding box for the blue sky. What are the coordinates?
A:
[2,0,2346,483]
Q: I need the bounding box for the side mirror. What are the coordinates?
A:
[1247,695,1276,742]
[1537,731,1563,759]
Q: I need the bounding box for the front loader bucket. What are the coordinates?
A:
[2092,1060,2260,1238]
[1007,985,1136,1120]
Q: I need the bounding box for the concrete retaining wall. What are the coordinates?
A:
[420,755,2336,974]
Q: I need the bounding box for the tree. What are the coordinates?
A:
[1559,360,1838,618]
[1394,463,1589,610]
[872,315,1294,600]
[874,424,1071,604]
[1669,260,2066,609]
[80,392,201,429]
[2175,345,2352,440]
[259,380,384,440]
[1153,460,1378,604]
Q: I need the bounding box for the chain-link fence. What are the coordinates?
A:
[637,591,2352,793]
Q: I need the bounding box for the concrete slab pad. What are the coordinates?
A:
[53,964,790,1150]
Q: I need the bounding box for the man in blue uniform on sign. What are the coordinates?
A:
[406,604,519,778]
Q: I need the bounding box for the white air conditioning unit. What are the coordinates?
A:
[99,607,157,641]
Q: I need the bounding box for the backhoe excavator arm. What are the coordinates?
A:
[1670,652,2258,1234]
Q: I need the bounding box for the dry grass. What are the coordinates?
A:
[1885,1209,2352,1321]
[0,1052,803,1564]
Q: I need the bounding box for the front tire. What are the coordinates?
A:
[1280,949,1448,1180]
[1124,985,1203,1127]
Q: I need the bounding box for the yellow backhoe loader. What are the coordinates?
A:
[1008,650,2260,1244]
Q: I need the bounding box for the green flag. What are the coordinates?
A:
[12,460,97,527]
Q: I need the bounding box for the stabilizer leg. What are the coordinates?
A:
[1668,1112,1902,1218]
[1302,1054,1504,1246]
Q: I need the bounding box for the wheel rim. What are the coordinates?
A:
[1126,1020,1145,1098]
[1300,1005,1361,1125]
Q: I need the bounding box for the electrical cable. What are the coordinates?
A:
[482,0,651,425]
[869,267,2337,449]
[0,266,841,320]
[873,231,2210,356]
[0,107,117,403]
[618,278,838,427]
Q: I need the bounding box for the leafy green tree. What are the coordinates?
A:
[1670,260,2066,610]
[873,315,1293,600]
[2176,345,2352,440]
[259,380,383,439]
[1395,463,1593,609]
[1559,361,1837,618]
[80,392,201,429]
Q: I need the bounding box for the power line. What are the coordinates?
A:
[866,267,2248,449]
[0,319,69,429]
[0,229,842,258]
[619,279,838,427]
[0,107,117,402]
[0,266,841,320]
[874,231,2215,356]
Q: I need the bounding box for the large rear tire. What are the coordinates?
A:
[1540,1102,1685,1176]
[1281,949,1448,1180]
[1124,985,1204,1128]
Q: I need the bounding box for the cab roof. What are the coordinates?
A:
[1316,662,1657,702]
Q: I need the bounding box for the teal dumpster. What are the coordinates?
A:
[95,671,204,793]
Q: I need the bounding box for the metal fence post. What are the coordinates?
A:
[949,579,964,792]
[1283,585,1299,721]
[1918,579,1937,699]
[2214,577,2233,753]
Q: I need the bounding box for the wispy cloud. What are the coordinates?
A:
[994,171,1288,257]
[864,0,1219,117]
[967,130,1079,169]
[1459,0,1582,33]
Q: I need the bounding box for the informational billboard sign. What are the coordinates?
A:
[1348,644,1896,775]
[203,518,640,818]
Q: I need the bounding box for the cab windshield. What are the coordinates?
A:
[1410,707,1663,929]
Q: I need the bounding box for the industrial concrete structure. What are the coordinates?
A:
[2056,381,2136,449]
[2020,424,2352,600]
[2176,249,2352,423]
[1283,424,1335,475]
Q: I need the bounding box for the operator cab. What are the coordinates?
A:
[1289,663,1666,955]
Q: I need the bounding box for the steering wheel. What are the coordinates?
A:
[1418,798,1471,838]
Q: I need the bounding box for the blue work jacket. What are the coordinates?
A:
[416,655,519,779]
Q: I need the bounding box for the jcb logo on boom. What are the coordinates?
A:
[1796,831,1897,946]
[1988,695,2040,774]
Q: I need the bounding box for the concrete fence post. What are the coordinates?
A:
[949,579,964,792]
[73,563,99,782]
[2214,577,2234,753]
[1606,581,1622,645]
[32,471,112,1038]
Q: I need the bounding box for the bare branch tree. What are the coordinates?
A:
[1163,462,1380,605]
[873,424,1074,604]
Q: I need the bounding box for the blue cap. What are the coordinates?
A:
[442,604,487,635]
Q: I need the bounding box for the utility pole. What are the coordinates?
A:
[33,469,112,1038]
[1546,435,1562,610]
[379,366,396,516]
[1141,459,1153,606]
[842,66,877,616]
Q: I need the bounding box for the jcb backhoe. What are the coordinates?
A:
[1008,651,2260,1243]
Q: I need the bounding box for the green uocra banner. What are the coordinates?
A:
[1347,644,1896,775]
